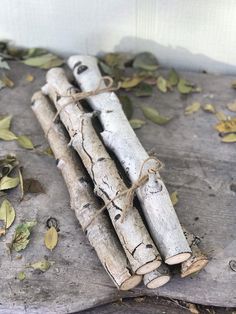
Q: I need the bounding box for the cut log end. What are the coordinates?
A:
[181,257,208,278]
[120,274,143,290]
[146,275,171,289]
[136,258,162,275]
[165,252,191,265]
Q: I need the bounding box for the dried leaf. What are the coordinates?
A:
[103,53,128,68]
[215,117,236,133]
[178,78,200,94]
[133,52,159,71]
[98,61,113,76]
[119,95,133,119]
[25,74,34,82]
[17,135,34,150]
[0,154,18,178]
[11,221,37,252]
[43,147,54,157]
[29,259,55,272]
[203,104,216,113]
[23,178,45,194]
[170,191,178,206]
[17,271,26,281]
[129,119,146,130]
[18,168,24,200]
[185,102,201,115]
[134,82,153,97]
[215,111,228,121]
[1,75,14,88]
[44,226,58,251]
[121,76,143,89]
[221,133,236,143]
[0,57,10,70]
[168,68,179,86]
[0,199,15,229]
[0,115,12,130]
[232,81,236,89]
[23,53,64,69]
[0,129,18,141]
[187,303,200,314]
[142,106,171,125]
[157,76,168,93]
[24,48,48,59]
[227,102,236,112]
[0,176,19,190]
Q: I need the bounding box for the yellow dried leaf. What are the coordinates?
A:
[215,117,236,133]
[157,76,168,93]
[0,199,15,229]
[170,191,178,206]
[17,271,26,281]
[44,226,58,251]
[221,133,236,143]
[29,259,55,272]
[26,74,34,82]
[17,135,34,149]
[215,111,228,121]
[142,106,171,125]
[121,76,143,89]
[1,75,14,88]
[0,176,19,190]
[0,129,18,141]
[129,119,146,130]
[227,102,236,112]
[0,115,12,130]
[185,102,201,115]
[203,104,216,113]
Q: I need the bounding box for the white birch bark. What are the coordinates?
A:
[31,91,142,290]
[68,55,191,265]
[143,263,171,289]
[42,68,162,275]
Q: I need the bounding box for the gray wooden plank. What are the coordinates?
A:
[0,62,235,313]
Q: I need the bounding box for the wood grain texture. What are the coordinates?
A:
[0,62,235,313]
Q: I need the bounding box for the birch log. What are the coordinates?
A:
[31,91,142,290]
[143,263,171,289]
[42,68,162,275]
[68,55,191,265]
[181,227,208,278]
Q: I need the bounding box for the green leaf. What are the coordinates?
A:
[134,82,153,97]
[17,271,26,281]
[177,78,201,94]
[22,53,64,69]
[28,259,55,272]
[129,119,146,130]
[98,61,113,76]
[221,133,236,143]
[121,76,143,89]
[185,102,201,115]
[11,220,37,252]
[0,129,17,141]
[0,176,19,190]
[17,135,34,150]
[170,191,179,206]
[0,199,15,229]
[119,95,133,119]
[0,115,12,130]
[167,68,179,86]
[142,106,171,125]
[157,76,168,93]
[24,48,48,59]
[133,52,159,71]
[43,147,54,157]
[18,168,24,200]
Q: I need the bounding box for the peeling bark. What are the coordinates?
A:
[42,68,162,275]
[68,55,191,265]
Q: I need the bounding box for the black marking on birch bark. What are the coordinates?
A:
[79,177,90,184]
[97,157,105,162]
[80,119,96,182]
[131,242,143,257]
[114,214,121,221]
[146,244,153,248]
[83,203,90,208]
[98,186,123,212]
[77,65,88,74]
[72,61,82,70]
[55,159,59,166]
[31,100,36,106]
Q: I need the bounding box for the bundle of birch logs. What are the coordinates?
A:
[31,55,208,290]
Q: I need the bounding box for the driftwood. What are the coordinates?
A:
[42,68,162,275]
[31,91,142,290]
[68,55,191,265]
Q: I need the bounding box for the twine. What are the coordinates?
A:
[84,156,164,230]
[46,76,120,135]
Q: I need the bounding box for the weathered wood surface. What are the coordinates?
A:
[0,62,235,313]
